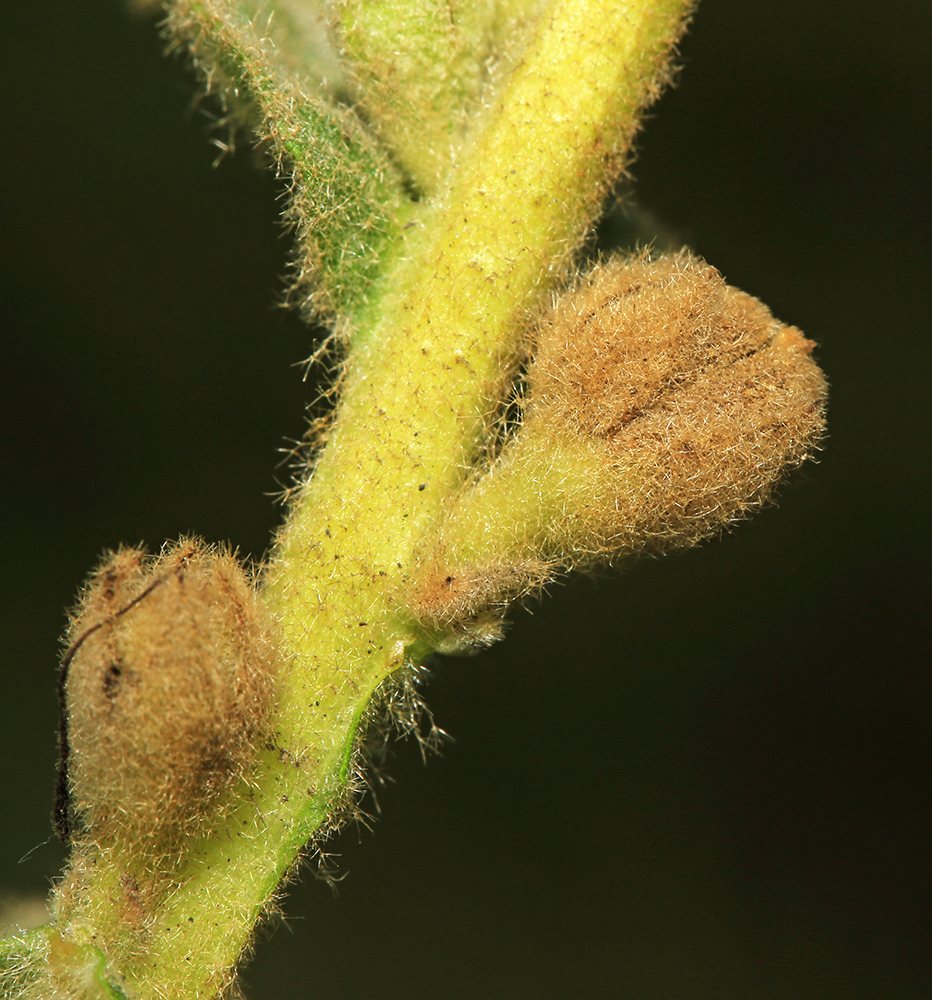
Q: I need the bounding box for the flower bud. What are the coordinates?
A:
[61,540,279,850]
[527,250,827,552]
[411,251,826,643]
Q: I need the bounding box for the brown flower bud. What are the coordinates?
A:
[527,250,827,553]
[61,540,279,850]
[410,251,826,644]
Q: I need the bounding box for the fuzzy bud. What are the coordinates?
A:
[528,250,827,551]
[411,251,827,643]
[60,540,279,850]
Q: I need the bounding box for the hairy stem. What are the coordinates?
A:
[43,2,695,998]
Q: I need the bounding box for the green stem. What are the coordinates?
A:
[47,2,693,997]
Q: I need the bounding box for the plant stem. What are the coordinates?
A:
[46,2,694,997]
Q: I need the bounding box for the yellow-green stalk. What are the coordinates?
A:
[0,2,828,999]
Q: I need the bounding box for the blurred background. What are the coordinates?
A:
[1,1,929,997]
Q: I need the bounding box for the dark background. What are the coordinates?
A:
[2,1,929,997]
